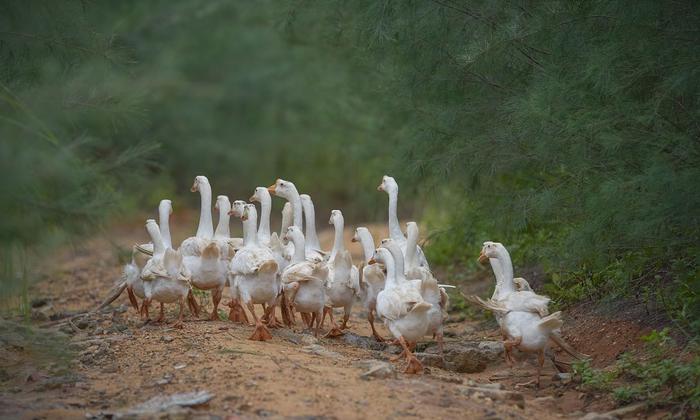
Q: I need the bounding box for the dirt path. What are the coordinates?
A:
[0,220,618,419]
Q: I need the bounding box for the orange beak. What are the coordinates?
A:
[478,250,489,264]
[351,237,357,243]
[241,214,248,221]
[190,182,198,193]
[376,184,383,191]
[268,183,276,195]
[249,195,257,202]
[228,210,235,216]
[368,258,377,265]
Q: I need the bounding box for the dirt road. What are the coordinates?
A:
[0,220,618,419]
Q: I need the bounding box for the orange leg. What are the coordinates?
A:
[399,336,423,374]
[209,287,223,321]
[340,310,350,330]
[173,297,185,329]
[368,311,385,342]
[155,302,165,323]
[126,286,140,312]
[504,336,522,367]
[140,298,151,321]
[228,299,250,324]
[187,290,200,318]
[247,301,272,341]
[323,307,344,338]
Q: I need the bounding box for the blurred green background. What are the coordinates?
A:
[1,1,698,335]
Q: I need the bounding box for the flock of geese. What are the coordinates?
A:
[103,174,584,382]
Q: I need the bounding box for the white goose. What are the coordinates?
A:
[213,195,243,260]
[377,175,429,269]
[280,226,328,337]
[98,199,173,314]
[404,222,448,354]
[182,238,228,321]
[370,247,432,374]
[351,227,386,341]
[473,242,551,318]
[251,187,290,271]
[321,210,360,337]
[470,242,587,363]
[180,176,214,257]
[381,238,446,355]
[470,242,564,387]
[229,204,280,341]
[140,219,192,328]
[299,194,326,261]
[249,187,272,246]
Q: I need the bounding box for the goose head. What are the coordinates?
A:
[268,178,296,199]
[329,209,342,226]
[240,204,256,221]
[228,200,247,218]
[190,175,210,192]
[479,241,502,264]
[351,228,360,243]
[283,225,304,245]
[513,277,532,292]
[368,247,391,266]
[377,175,398,193]
[215,195,231,213]
[249,187,269,203]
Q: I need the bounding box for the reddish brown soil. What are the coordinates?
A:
[0,218,674,419]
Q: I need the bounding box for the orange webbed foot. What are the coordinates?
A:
[404,355,424,374]
[249,323,273,341]
[324,327,344,338]
[227,300,249,324]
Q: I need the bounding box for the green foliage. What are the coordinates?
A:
[286,0,700,333]
[573,329,700,413]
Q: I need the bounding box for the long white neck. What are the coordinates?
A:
[357,231,375,264]
[387,189,405,242]
[158,202,172,249]
[280,203,292,237]
[405,225,419,271]
[382,253,399,289]
[146,221,166,257]
[242,210,258,247]
[489,257,505,299]
[214,201,231,239]
[257,193,271,243]
[385,244,406,280]
[301,198,321,250]
[290,233,306,264]
[493,248,515,298]
[195,182,214,238]
[288,188,303,230]
[330,216,345,261]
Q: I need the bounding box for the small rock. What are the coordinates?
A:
[30,308,50,321]
[76,318,91,329]
[552,372,572,384]
[465,380,503,390]
[579,413,615,420]
[301,344,340,359]
[300,335,319,346]
[356,360,396,380]
[161,335,175,343]
[30,298,49,308]
[416,352,445,369]
[341,332,387,351]
[424,341,503,373]
[174,363,187,370]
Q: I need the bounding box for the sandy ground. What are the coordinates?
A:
[0,218,652,419]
